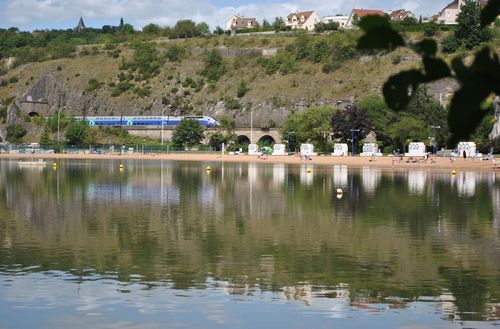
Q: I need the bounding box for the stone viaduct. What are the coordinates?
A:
[125,127,282,145]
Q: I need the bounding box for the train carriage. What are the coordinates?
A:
[75,116,219,128]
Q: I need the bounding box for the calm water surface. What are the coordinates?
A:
[0,159,499,328]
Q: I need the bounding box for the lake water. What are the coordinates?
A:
[1,159,499,328]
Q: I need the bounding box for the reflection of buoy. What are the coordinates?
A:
[336,188,343,194]
[452,170,456,176]
[206,166,211,171]
[52,162,57,169]
[336,193,343,199]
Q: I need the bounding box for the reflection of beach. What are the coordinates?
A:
[333,165,348,188]
[361,166,382,193]
[408,171,427,195]
[456,172,477,197]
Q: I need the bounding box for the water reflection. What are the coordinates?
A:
[1,160,500,327]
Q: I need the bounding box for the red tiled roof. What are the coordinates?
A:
[286,10,315,23]
[352,9,386,17]
[389,9,414,21]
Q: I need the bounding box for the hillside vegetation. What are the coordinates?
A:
[1,17,499,150]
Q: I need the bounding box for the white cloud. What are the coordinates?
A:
[0,0,453,30]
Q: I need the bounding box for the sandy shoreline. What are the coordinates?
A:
[2,152,499,171]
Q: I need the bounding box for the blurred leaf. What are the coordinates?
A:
[413,39,438,57]
[448,47,500,144]
[382,70,424,111]
[480,0,500,27]
[357,16,405,50]
[422,57,452,81]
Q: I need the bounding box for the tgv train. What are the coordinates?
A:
[74,116,219,128]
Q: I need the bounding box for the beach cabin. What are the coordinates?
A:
[273,144,287,156]
[405,142,426,157]
[332,143,349,156]
[361,143,380,157]
[300,144,317,156]
[248,144,259,155]
[457,142,477,158]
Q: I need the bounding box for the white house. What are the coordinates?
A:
[321,15,349,28]
[285,11,320,31]
[345,9,386,28]
[436,0,489,25]
[226,14,257,31]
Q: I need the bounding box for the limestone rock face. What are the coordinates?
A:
[19,74,117,117]
[490,97,500,140]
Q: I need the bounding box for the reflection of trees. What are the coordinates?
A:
[0,161,500,319]
[439,267,487,321]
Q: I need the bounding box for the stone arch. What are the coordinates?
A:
[258,135,276,147]
[237,135,251,146]
[28,111,40,117]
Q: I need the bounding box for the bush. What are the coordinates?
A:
[224,98,241,110]
[86,78,104,92]
[6,124,27,143]
[9,76,18,83]
[322,62,341,73]
[111,81,134,97]
[237,79,248,98]
[442,36,461,53]
[200,49,226,81]
[165,45,186,62]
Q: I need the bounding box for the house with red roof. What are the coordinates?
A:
[284,11,320,31]
[345,9,386,28]
[226,14,257,31]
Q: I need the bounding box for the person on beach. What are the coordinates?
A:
[463,150,467,159]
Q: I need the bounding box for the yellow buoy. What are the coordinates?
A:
[206,166,211,171]
[307,168,312,173]
[52,162,57,168]
[452,170,456,175]
[119,163,124,169]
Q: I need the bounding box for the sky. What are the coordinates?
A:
[0,0,453,31]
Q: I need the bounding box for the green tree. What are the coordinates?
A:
[208,115,237,150]
[201,49,226,81]
[388,114,430,152]
[173,20,197,38]
[39,126,51,144]
[120,23,134,34]
[456,0,491,49]
[143,23,161,34]
[6,123,26,143]
[331,104,372,151]
[172,118,205,148]
[281,106,336,152]
[65,119,89,144]
[359,95,394,145]
[195,22,210,36]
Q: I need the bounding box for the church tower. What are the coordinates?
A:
[75,17,86,33]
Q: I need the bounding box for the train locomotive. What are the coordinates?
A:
[75,116,219,128]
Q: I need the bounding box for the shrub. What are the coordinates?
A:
[322,62,341,73]
[86,78,104,92]
[6,124,27,143]
[237,79,248,98]
[224,98,241,110]
[9,76,18,83]
[111,81,134,97]
[442,36,461,53]
[200,49,226,81]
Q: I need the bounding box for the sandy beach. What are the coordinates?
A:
[2,152,499,171]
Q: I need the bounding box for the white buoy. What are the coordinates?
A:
[336,188,343,194]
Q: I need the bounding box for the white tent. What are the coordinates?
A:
[361,143,380,157]
[332,143,348,156]
[405,142,426,157]
[248,144,259,155]
[300,144,317,156]
[272,144,286,156]
[457,142,477,158]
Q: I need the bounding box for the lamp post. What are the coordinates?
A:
[351,128,360,156]
[431,125,441,154]
[161,105,171,148]
[57,106,66,142]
